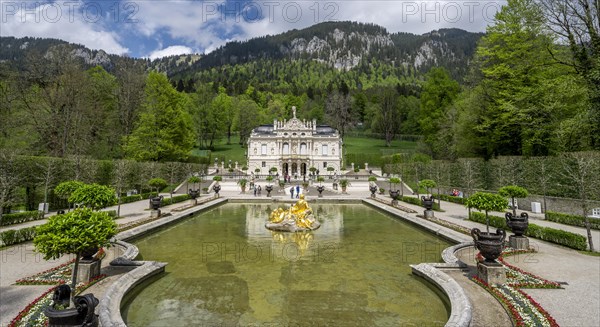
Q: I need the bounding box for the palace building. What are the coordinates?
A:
[247,106,342,177]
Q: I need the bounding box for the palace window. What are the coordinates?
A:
[262,161,266,167]
[323,162,327,168]
[300,143,307,155]
[283,143,290,155]
[592,208,600,218]
[261,144,267,155]
[322,145,328,156]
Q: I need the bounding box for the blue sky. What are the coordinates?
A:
[1,1,506,59]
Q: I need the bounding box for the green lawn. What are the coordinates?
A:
[192,135,418,168]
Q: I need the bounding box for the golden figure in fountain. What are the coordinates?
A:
[266,194,320,232]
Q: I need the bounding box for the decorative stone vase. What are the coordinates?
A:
[212,184,221,196]
[421,195,434,210]
[506,212,529,236]
[369,185,378,197]
[317,185,325,197]
[149,196,163,210]
[471,228,506,263]
[388,190,400,200]
[188,189,200,200]
[45,293,99,327]
[80,247,99,262]
[265,185,273,197]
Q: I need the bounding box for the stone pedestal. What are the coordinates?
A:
[509,235,529,250]
[424,210,434,219]
[477,261,506,285]
[151,209,161,218]
[189,199,197,206]
[77,260,101,283]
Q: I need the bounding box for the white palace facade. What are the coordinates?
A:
[247,107,342,177]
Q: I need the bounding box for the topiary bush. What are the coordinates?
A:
[69,183,117,211]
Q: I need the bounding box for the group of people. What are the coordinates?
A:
[253,184,262,196]
[290,184,301,199]
[451,189,463,197]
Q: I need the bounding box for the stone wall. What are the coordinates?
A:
[518,195,600,216]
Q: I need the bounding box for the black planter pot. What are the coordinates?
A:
[149,196,163,210]
[421,195,434,210]
[265,185,273,197]
[45,293,99,327]
[388,190,400,200]
[506,212,529,236]
[471,228,506,263]
[317,185,325,197]
[188,189,200,199]
[369,185,378,197]
[80,247,99,262]
[212,184,221,196]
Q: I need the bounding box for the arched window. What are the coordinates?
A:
[300,143,307,155]
[283,143,290,155]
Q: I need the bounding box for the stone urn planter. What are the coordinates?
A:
[80,247,99,262]
[316,185,325,197]
[421,195,434,210]
[45,292,99,327]
[265,185,273,197]
[212,184,221,197]
[369,185,378,197]
[149,196,163,210]
[389,190,400,206]
[188,189,200,200]
[505,212,529,236]
[471,228,506,263]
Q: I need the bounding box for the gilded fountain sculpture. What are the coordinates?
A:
[266,194,320,232]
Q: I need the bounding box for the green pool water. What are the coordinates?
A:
[122,203,452,326]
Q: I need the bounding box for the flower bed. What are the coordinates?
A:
[15,260,75,285]
[472,248,560,327]
[9,274,106,327]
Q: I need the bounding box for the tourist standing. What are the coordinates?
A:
[296,184,300,198]
[290,186,295,199]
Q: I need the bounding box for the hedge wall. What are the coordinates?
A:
[1,211,43,227]
[120,192,158,204]
[546,211,600,230]
[0,226,37,247]
[469,212,588,251]
[160,194,191,206]
[437,194,468,205]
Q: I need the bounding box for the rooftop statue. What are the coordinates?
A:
[266,194,320,232]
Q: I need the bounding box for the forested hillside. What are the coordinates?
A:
[1,1,598,164]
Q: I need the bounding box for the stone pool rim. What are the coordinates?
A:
[98,198,472,327]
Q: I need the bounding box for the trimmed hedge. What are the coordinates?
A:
[437,194,468,205]
[1,211,43,226]
[0,226,37,247]
[401,196,441,211]
[546,211,600,230]
[160,194,191,206]
[120,192,158,204]
[469,212,588,251]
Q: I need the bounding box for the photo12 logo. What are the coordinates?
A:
[1,1,139,24]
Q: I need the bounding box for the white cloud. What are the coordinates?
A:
[148,45,194,60]
[0,1,128,54]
